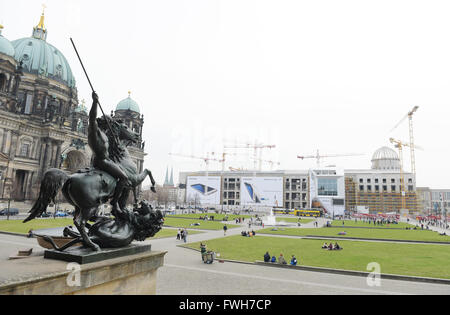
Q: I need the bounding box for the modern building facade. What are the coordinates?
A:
[178,146,429,214]
[0,12,146,201]
[417,187,450,215]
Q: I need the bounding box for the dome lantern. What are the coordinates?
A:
[32,5,47,41]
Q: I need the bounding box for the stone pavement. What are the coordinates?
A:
[146,218,450,295]
[0,217,449,295]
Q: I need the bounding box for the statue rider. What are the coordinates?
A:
[89,92,132,215]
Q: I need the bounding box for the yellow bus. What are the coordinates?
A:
[293,209,322,217]
[272,208,296,215]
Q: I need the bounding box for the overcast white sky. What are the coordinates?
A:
[1,0,449,188]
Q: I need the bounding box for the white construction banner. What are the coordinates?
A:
[186,176,221,205]
[240,177,283,207]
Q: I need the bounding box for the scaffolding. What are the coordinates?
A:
[345,178,422,214]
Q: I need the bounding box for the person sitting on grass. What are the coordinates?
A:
[334,242,341,250]
[328,243,333,250]
[290,255,298,266]
[322,242,328,249]
[264,251,271,263]
[278,253,287,265]
[271,255,277,263]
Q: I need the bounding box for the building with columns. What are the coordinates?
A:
[0,11,146,201]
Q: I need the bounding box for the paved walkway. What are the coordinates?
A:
[0,216,449,295]
[147,217,450,295]
[406,217,449,235]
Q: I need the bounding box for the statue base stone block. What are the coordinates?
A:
[0,246,167,295]
[44,244,153,265]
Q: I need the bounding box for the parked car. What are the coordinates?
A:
[40,212,51,218]
[54,211,68,217]
[0,208,19,216]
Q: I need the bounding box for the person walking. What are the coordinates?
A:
[176,229,181,241]
[223,224,228,236]
[183,228,188,243]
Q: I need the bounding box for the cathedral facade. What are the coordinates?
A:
[0,12,146,201]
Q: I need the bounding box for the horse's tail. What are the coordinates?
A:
[23,169,69,223]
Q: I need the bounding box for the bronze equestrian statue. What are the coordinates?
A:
[42,200,163,252]
[24,93,159,252]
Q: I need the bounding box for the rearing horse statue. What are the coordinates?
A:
[24,95,156,252]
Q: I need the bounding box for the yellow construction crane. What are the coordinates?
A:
[297,150,364,168]
[389,138,423,211]
[390,106,419,181]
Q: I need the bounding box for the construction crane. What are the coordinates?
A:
[215,152,240,172]
[223,142,276,171]
[390,106,419,181]
[297,150,364,168]
[168,152,222,176]
[389,138,424,211]
[249,157,281,171]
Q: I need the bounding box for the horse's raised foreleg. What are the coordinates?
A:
[74,208,100,252]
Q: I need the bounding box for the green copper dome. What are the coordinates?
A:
[10,12,76,88]
[12,37,76,88]
[116,93,140,114]
[0,26,15,57]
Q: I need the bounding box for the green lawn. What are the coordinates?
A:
[167,213,253,221]
[150,228,203,239]
[184,235,450,279]
[258,227,450,243]
[0,218,74,235]
[330,220,413,229]
[0,219,203,241]
[163,217,239,230]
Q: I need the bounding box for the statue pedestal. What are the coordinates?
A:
[44,244,153,265]
[0,246,167,295]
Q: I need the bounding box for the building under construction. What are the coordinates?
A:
[345,147,418,213]
[177,146,425,214]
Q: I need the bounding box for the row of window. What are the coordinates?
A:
[431,192,450,201]
[358,185,415,192]
[223,192,240,199]
[285,193,307,201]
[359,178,413,184]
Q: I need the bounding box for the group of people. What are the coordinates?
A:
[322,242,342,251]
[235,217,247,224]
[176,228,189,243]
[241,230,256,237]
[416,219,449,230]
[264,252,298,266]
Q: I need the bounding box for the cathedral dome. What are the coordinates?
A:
[0,25,15,57]
[11,12,76,88]
[371,146,400,170]
[116,92,140,114]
